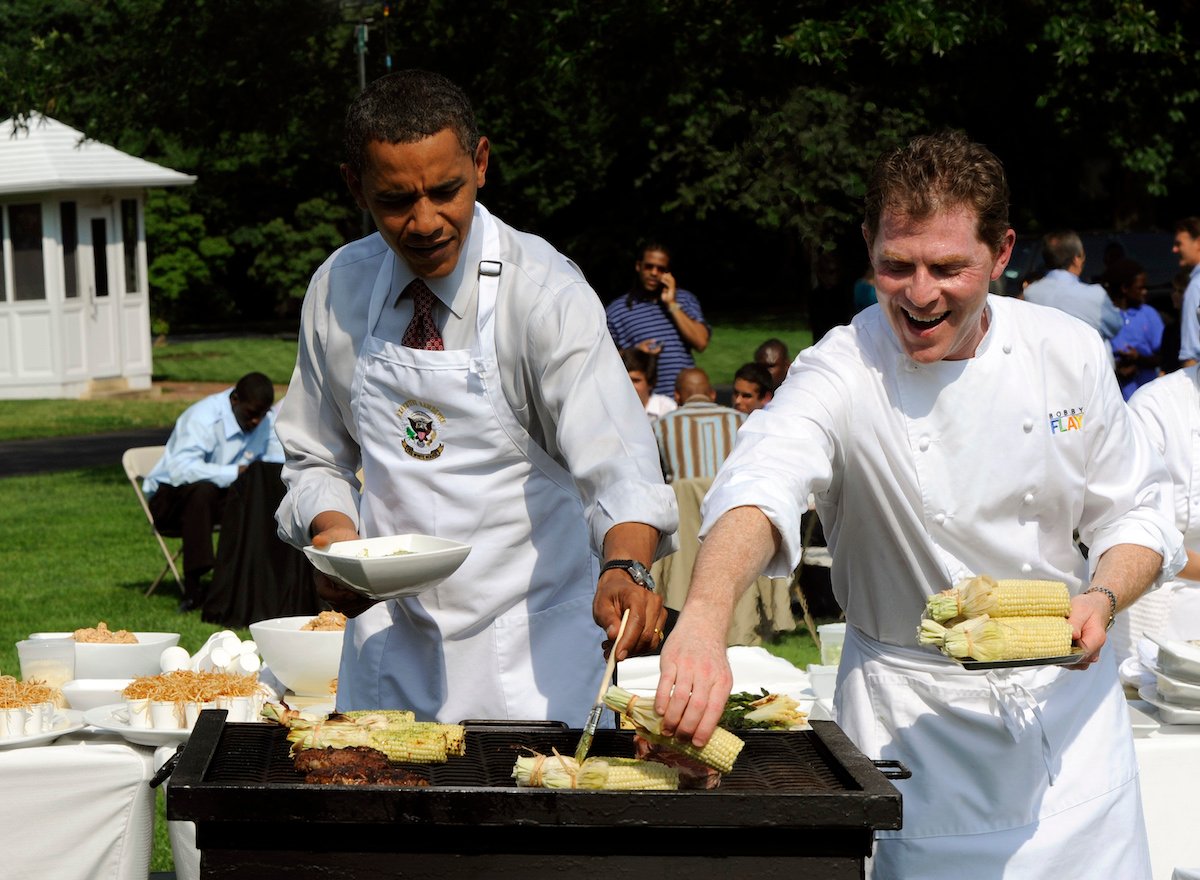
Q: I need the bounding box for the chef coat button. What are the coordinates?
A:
[919,437,930,452]
[1023,492,1035,504]
[933,512,946,525]
[1003,342,1013,354]
[1020,563,1033,574]
[1023,419,1034,433]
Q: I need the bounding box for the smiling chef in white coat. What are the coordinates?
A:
[654,132,1183,878]
[275,70,677,724]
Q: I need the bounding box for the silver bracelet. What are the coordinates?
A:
[1084,585,1118,630]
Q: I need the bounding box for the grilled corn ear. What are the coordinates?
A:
[919,614,1073,662]
[512,753,680,790]
[602,685,744,774]
[926,576,1071,622]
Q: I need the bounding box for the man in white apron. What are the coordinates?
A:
[654,132,1183,878]
[275,70,677,724]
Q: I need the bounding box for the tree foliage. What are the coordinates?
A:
[2,0,1198,324]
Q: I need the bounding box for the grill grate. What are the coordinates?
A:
[206,721,850,792]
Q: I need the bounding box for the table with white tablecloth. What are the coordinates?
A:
[0,730,156,880]
[1132,701,1200,880]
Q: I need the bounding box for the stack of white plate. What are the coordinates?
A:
[1138,637,1200,724]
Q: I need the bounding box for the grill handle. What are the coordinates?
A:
[149,743,186,789]
[872,759,912,780]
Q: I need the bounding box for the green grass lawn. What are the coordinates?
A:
[694,315,812,388]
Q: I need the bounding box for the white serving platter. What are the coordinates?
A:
[0,710,86,750]
[83,703,191,747]
[1138,685,1200,725]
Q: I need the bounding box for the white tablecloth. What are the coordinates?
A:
[0,730,155,880]
[1132,701,1200,880]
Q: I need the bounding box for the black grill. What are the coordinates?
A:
[168,710,902,879]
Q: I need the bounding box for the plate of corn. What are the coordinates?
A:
[918,576,1083,669]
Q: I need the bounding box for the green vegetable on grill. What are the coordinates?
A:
[720,689,809,730]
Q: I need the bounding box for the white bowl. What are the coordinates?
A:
[1154,669,1200,708]
[249,616,344,697]
[31,632,181,679]
[302,534,471,601]
[1151,637,1200,683]
[60,679,134,712]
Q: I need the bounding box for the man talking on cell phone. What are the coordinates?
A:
[606,241,711,396]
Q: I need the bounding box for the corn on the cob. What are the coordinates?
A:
[918,614,1073,662]
[284,720,452,762]
[343,709,416,725]
[602,685,744,774]
[512,753,680,790]
[926,576,1071,622]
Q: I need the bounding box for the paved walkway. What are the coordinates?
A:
[0,428,173,477]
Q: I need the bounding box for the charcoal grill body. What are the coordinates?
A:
[168,711,901,879]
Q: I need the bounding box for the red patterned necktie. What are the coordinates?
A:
[401,278,445,351]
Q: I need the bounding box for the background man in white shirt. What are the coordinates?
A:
[1172,216,1200,367]
[275,70,676,722]
[654,131,1180,877]
[1022,229,1123,339]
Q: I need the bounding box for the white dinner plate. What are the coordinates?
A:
[83,703,191,747]
[0,709,86,750]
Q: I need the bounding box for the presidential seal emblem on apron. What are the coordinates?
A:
[397,399,446,460]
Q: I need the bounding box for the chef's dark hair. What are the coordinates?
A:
[863,130,1010,256]
[343,70,480,176]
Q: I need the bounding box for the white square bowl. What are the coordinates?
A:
[60,679,134,712]
[249,616,344,697]
[302,534,471,601]
[30,632,180,679]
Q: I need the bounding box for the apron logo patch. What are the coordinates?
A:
[398,399,446,460]
[1047,407,1085,434]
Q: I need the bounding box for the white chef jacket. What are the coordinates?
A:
[700,295,1181,876]
[702,295,1183,646]
[1129,365,1200,549]
[276,203,676,559]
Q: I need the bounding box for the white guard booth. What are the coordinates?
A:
[0,113,195,399]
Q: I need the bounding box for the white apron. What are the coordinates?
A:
[338,207,606,723]
[836,624,1150,879]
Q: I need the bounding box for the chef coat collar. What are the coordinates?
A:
[390,203,484,320]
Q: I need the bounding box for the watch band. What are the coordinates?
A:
[600,559,656,592]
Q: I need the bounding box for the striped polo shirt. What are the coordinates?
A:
[605,289,709,395]
[652,399,746,482]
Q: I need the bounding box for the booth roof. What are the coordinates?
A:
[0,113,195,196]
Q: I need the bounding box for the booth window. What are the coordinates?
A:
[61,201,79,299]
[91,218,109,297]
[121,198,139,293]
[0,208,6,302]
[10,203,46,302]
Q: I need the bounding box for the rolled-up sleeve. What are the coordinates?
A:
[520,276,677,559]
[700,346,842,577]
[1079,334,1185,582]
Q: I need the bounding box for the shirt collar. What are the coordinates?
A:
[1044,269,1079,284]
[220,391,244,440]
[391,204,482,320]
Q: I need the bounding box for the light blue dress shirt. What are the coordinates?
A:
[1177,264,1200,363]
[1022,269,1123,340]
[143,389,284,497]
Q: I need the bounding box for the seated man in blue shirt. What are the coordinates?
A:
[144,371,283,609]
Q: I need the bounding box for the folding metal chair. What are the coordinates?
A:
[121,446,184,597]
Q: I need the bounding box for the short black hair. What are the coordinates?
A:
[734,362,774,396]
[234,372,275,407]
[344,70,479,177]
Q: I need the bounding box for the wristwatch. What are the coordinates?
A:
[600,559,656,592]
